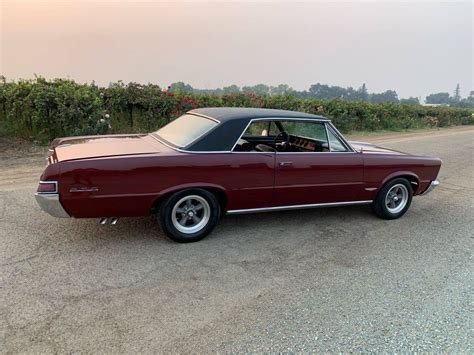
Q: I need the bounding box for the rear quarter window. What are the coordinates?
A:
[155,114,218,147]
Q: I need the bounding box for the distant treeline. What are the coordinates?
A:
[171,81,474,108]
[0,76,472,143]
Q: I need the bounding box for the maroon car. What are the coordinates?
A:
[36,108,441,242]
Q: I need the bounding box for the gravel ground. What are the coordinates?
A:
[0,126,473,353]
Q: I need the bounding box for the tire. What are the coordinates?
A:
[157,189,221,243]
[371,178,413,220]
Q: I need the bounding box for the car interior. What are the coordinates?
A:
[233,120,345,153]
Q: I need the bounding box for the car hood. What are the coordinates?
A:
[48,134,167,163]
[348,141,408,155]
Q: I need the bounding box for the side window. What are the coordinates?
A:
[280,121,330,152]
[244,121,279,137]
[327,128,348,152]
[283,121,327,141]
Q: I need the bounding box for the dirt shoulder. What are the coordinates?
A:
[346,125,474,143]
[0,137,48,191]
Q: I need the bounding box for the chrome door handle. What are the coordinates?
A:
[279,162,293,167]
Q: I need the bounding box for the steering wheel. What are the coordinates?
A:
[273,131,290,151]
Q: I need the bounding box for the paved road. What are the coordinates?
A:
[1,127,473,352]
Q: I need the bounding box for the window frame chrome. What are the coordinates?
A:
[151,116,356,155]
[152,113,221,150]
[324,122,354,153]
[231,117,356,154]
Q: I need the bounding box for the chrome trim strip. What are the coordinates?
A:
[188,112,221,124]
[324,122,332,152]
[152,116,354,155]
[152,114,220,151]
[327,122,356,152]
[226,200,373,214]
[276,151,356,155]
[230,117,331,152]
[320,122,332,153]
[150,134,232,154]
[325,123,353,152]
[154,135,356,155]
[181,116,222,149]
[231,119,254,152]
[230,151,275,154]
[420,180,439,195]
[35,193,70,218]
[70,187,99,193]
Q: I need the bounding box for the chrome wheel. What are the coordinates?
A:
[171,195,211,234]
[385,183,409,214]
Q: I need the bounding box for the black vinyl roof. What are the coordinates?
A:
[189,107,328,122]
[184,107,329,151]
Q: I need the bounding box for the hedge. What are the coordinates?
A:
[0,77,472,143]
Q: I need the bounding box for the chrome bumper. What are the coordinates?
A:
[35,193,70,218]
[421,180,440,196]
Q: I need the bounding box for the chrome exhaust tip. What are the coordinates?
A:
[110,217,119,225]
[99,217,108,225]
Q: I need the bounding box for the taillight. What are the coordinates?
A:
[37,181,58,194]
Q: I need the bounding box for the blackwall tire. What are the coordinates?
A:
[157,189,221,243]
[372,178,413,220]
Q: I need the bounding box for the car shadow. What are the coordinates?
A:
[71,204,377,247]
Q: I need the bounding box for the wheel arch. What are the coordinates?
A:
[381,171,420,194]
[150,183,228,214]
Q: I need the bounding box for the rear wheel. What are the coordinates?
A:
[157,189,221,243]
[372,178,413,219]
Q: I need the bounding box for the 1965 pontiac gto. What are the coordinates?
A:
[36,107,441,242]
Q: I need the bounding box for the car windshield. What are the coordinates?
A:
[154,114,218,148]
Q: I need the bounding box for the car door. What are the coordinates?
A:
[223,121,277,211]
[273,120,365,206]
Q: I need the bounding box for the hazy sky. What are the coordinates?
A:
[1,0,472,99]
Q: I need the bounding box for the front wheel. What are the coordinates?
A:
[157,189,221,243]
[371,178,413,219]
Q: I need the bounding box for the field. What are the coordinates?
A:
[1,78,473,143]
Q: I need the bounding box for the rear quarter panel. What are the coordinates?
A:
[58,151,275,218]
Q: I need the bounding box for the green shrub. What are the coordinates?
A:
[0,77,472,142]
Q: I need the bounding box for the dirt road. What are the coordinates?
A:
[1,126,473,352]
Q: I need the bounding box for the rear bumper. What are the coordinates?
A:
[35,193,70,218]
[420,180,440,196]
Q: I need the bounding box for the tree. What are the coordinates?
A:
[342,87,359,101]
[222,85,240,94]
[358,83,369,102]
[370,90,399,104]
[425,92,450,104]
[308,83,346,100]
[453,84,461,102]
[169,82,193,94]
[456,90,474,108]
[242,84,270,95]
[270,84,293,96]
[400,97,420,105]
